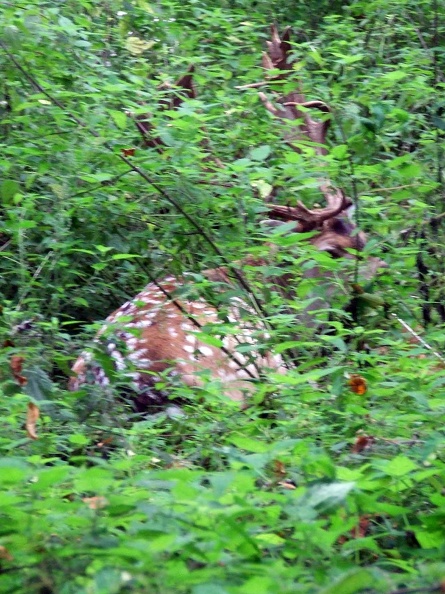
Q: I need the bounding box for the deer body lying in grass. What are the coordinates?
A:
[69,26,385,408]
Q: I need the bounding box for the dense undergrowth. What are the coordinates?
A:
[1,0,445,592]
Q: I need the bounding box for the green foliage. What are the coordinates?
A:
[1,0,445,592]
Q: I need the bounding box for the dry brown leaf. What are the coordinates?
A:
[338,514,372,545]
[10,355,27,386]
[97,437,114,448]
[26,402,40,440]
[352,434,375,453]
[83,496,108,510]
[273,460,287,477]
[348,374,367,395]
[0,545,13,561]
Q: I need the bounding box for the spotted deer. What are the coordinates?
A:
[69,26,385,407]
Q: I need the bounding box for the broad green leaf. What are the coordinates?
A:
[69,433,89,446]
[58,16,77,35]
[250,145,271,161]
[0,180,20,202]
[30,466,71,490]
[74,468,115,492]
[0,459,30,485]
[109,109,127,130]
[319,569,375,594]
[382,70,407,81]
[229,436,269,453]
[270,367,342,385]
[376,455,418,477]
[301,481,355,511]
[94,244,114,254]
[432,115,445,131]
[255,532,286,546]
[23,367,52,402]
[415,530,445,549]
[236,576,274,594]
[112,253,141,260]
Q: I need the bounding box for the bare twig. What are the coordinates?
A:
[387,584,443,594]
[0,40,269,323]
[16,252,55,311]
[392,313,445,364]
[235,81,270,89]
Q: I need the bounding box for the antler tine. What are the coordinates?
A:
[268,186,351,229]
[259,25,353,227]
[259,26,331,153]
[265,24,292,71]
[132,65,196,148]
[319,184,352,217]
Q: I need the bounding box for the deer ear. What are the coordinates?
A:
[344,204,356,221]
[311,235,339,252]
[260,219,285,228]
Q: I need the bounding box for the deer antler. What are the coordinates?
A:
[133,65,196,148]
[257,25,351,226]
[259,25,331,156]
[267,186,351,230]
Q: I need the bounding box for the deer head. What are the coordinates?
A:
[69,26,385,408]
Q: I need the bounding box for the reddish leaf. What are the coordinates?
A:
[26,402,40,440]
[0,546,13,561]
[352,434,375,453]
[83,496,108,509]
[273,460,287,477]
[348,374,367,395]
[10,355,27,386]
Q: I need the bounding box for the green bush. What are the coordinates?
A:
[1,0,445,592]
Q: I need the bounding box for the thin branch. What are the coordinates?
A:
[387,584,443,594]
[0,40,270,325]
[16,252,55,312]
[235,81,270,89]
[364,183,420,193]
[0,239,11,252]
[401,211,445,240]
[391,313,445,364]
[402,10,444,83]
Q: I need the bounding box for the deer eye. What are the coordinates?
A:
[330,219,353,235]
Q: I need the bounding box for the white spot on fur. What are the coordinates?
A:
[183,344,195,353]
[128,350,149,363]
[110,350,126,371]
[143,311,158,319]
[198,345,213,357]
[126,338,139,350]
[136,319,153,328]
[192,302,207,309]
[141,298,164,305]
